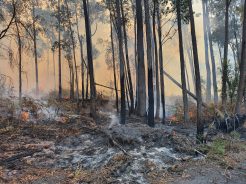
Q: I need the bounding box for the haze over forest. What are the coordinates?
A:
[0,0,224,97]
[0,0,246,183]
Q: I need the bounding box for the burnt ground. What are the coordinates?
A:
[0,96,245,184]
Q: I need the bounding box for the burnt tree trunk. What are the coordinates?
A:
[83,0,97,116]
[75,6,85,100]
[144,0,154,127]
[65,0,79,103]
[110,14,119,112]
[52,50,56,91]
[153,1,160,119]
[121,1,134,113]
[136,0,146,117]
[235,1,246,114]
[157,3,166,122]
[32,3,39,96]
[116,0,126,124]
[177,0,189,123]
[15,20,22,101]
[58,0,62,99]
[69,61,75,100]
[222,0,231,109]
[188,0,204,142]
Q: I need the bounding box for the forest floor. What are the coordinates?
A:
[0,96,245,184]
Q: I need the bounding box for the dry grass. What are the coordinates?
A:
[71,153,129,184]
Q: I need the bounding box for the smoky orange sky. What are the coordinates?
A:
[0,2,222,98]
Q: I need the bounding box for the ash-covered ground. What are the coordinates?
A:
[0,96,245,184]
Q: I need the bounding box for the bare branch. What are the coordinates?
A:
[162,20,177,45]
[0,1,16,40]
[91,23,98,37]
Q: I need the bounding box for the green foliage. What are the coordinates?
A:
[171,0,190,23]
[230,131,241,139]
[210,138,227,155]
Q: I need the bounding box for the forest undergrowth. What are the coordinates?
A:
[0,94,245,184]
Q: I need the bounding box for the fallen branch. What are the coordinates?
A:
[95,83,120,92]
[0,149,41,165]
[194,148,207,158]
[109,138,130,156]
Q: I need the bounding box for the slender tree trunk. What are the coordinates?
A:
[143,0,154,127]
[231,44,238,66]
[205,0,218,105]
[131,0,138,108]
[15,21,22,101]
[52,50,56,91]
[46,51,50,90]
[134,11,138,108]
[177,0,189,123]
[75,5,85,100]
[123,58,131,111]
[110,15,119,112]
[115,0,126,124]
[218,43,223,66]
[86,68,89,99]
[83,0,97,116]
[222,0,231,109]
[58,0,62,99]
[153,1,160,119]
[136,0,146,117]
[157,3,166,122]
[235,1,246,114]
[185,62,191,92]
[65,0,79,102]
[183,25,196,94]
[188,0,203,142]
[69,62,75,100]
[202,0,211,103]
[125,74,130,111]
[120,1,134,113]
[233,15,241,66]
[32,3,39,96]
[188,47,196,93]
[79,37,85,100]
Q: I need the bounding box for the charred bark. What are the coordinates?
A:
[157,3,166,122]
[110,15,119,112]
[188,0,204,143]
[144,0,154,127]
[116,0,126,124]
[58,0,62,99]
[120,1,134,114]
[177,0,189,123]
[153,1,160,119]
[235,1,246,114]
[222,0,231,109]
[136,0,146,117]
[83,0,97,116]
